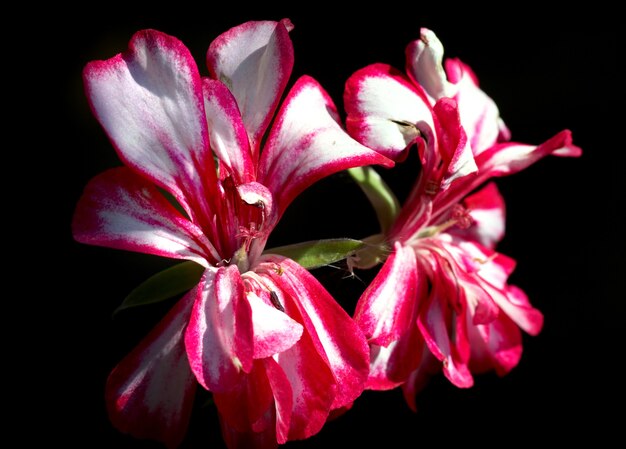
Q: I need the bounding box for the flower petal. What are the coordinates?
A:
[257,256,370,409]
[401,346,441,412]
[267,320,337,442]
[72,167,215,266]
[344,63,433,160]
[452,182,506,248]
[207,19,294,155]
[417,256,473,388]
[417,292,473,388]
[202,78,254,184]
[405,27,509,154]
[105,286,198,449]
[432,97,477,189]
[218,410,279,449]
[84,29,216,224]
[366,322,424,391]
[213,360,275,436]
[468,311,523,376]
[184,266,253,392]
[354,242,420,347]
[486,284,544,336]
[445,57,510,155]
[476,129,582,178]
[246,290,303,359]
[405,28,452,101]
[259,75,393,218]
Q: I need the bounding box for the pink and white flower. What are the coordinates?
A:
[73,20,392,448]
[344,28,581,407]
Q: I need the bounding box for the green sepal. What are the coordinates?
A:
[113,261,205,316]
[265,238,366,270]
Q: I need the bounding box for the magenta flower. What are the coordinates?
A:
[73,20,392,448]
[343,28,581,408]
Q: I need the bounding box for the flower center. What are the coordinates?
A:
[415,204,472,239]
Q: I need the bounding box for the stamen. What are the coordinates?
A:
[237,222,263,252]
[451,204,472,229]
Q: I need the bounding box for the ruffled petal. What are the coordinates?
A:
[256,256,370,410]
[202,78,254,184]
[258,75,392,218]
[184,266,253,392]
[366,322,424,391]
[105,287,198,449]
[344,63,433,160]
[354,242,420,346]
[468,311,523,376]
[207,19,294,155]
[72,167,215,266]
[84,29,216,224]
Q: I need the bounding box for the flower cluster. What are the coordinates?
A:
[73,20,581,448]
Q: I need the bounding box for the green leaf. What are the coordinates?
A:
[265,238,366,270]
[113,261,205,316]
[348,166,400,234]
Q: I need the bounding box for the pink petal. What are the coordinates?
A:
[219,411,279,449]
[439,240,501,325]
[476,129,582,178]
[366,322,424,391]
[246,291,303,359]
[256,256,370,409]
[72,167,215,266]
[432,97,477,189]
[487,283,544,336]
[401,347,441,412]
[266,321,337,442]
[259,75,393,218]
[445,58,509,155]
[455,267,500,326]
[84,29,217,225]
[452,243,542,335]
[417,259,473,388]
[202,78,254,184]
[184,266,253,392]
[468,311,523,376]
[105,287,198,449]
[207,19,294,156]
[212,360,276,434]
[354,242,420,346]
[405,28,451,100]
[212,360,274,435]
[405,28,509,155]
[438,130,582,214]
[344,63,433,160]
[452,182,506,248]
[264,357,298,444]
[448,240,516,288]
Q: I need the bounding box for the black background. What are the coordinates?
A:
[47,4,622,448]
